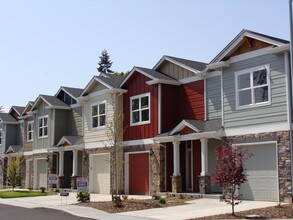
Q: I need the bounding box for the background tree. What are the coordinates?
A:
[212,141,252,215]
[97,49,113,75]
[0,106,3,112]
[114,70,130,76]
[6,157,22,190]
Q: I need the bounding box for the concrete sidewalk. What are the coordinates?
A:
[0,192,277,220]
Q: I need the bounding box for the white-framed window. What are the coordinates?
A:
[0,129,2,146]
[91,101,106,129]
[235,64,271,109]
[27,121,34,142]
[38,115,48,138]
[130,93,150,126]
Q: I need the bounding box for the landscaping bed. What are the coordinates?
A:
[192,203,293,219]
[78,196,195,213]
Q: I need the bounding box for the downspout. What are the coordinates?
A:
[288,0,293,195]
[221,68,224,128]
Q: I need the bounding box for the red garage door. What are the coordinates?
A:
[129,153,149,195]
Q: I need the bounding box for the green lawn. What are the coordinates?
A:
[0,190,48,198]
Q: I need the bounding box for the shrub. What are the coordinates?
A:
[76,192,90,203]
[158,198,166,204]
[40,187,46,193]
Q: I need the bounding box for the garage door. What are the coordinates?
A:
[92,154,110,194]
[240,144,278,202]
[129,153,149,195]
[36,159,47,189]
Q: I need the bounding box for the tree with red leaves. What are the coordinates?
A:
[212,141,252,215]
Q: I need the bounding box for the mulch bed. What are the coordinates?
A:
[192,203,293,219]
[78,197,194,213]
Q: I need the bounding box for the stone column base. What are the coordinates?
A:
[199,175,211,194]
[71,176,78,189]
[58,176,65,189]
[172,176,182,193]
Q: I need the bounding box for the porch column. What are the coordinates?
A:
[173,141,180,176]
[72,150,78,176]
[172,141,182,193]
[58,151,64,176]
[199,138,211,194]
[200,138,208,176]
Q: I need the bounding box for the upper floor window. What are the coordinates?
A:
[235,65,270,109]
[130,93,150,126]
[91,101,106,128]
[0,129,2,146]
[27,121,34,142]
[38,116,48,138]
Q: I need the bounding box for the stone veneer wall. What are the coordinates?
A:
[124,144,165,195]
[226,131,292,203]
[0,157,7,188]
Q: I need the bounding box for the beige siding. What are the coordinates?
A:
[157,61,195,80]
[84,94,115,144]
[70,106,83,136]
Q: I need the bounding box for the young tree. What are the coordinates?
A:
[6,157,22,190]
[105,94,125,206]
[212,141,252,215]
[97,49,113,75]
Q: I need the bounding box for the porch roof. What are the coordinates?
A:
[56,136,83,147]
[153,119,223,142]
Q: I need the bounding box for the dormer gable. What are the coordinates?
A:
[31,95,70,111]
[9,106,25,120]
[80,74,126,98]
[55,86,83,106]
[209,29,289,67]
[153,55,207,81]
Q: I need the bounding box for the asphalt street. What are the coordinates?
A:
[0,204,95,220]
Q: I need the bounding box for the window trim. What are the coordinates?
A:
[235,64,271,110]
[90,100,107,130]
[38,115,48,139]
[0,128,2,146]
[130,93,151,126]
[27,121,34,142]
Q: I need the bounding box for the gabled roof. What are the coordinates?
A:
[57,136,83,147]
[210,29,289,64]
[9,106,25,116]
[120,66,180,87]
[170,119,222,135]
[0,113,17,123]
[21,101,34,116]
[32,95,70,110]
[81,74,126,96]
[154,55,207,72]
[56,86,83,99]
[6,145,23,154]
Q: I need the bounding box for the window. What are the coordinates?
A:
[0,129,2,146]
[235,65,270,109]
[38,116,48,138]
[27,121,34,142]
[91,101,106,128]
[130,93,150,126]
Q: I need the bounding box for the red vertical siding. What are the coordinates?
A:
[161,84,181,133]
[123,72,158,141]
[181,80,204,120]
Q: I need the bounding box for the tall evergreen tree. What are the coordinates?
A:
[97,49,113,75]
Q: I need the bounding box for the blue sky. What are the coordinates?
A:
[0,0,290,112]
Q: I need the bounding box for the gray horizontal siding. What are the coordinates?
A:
[35,101,50,149]
[206,75,221,120]
[6,124,18,150]
[223,53,287,129]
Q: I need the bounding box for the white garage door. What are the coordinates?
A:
[240,144,278,202]
[36,159,47,189]
[91,154,110,194]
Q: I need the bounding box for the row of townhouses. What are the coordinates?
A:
[0,29,292,203]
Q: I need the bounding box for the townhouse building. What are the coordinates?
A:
[0,29,292,203]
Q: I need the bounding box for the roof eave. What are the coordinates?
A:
[267,44,290,54]
[146,79,181,86]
